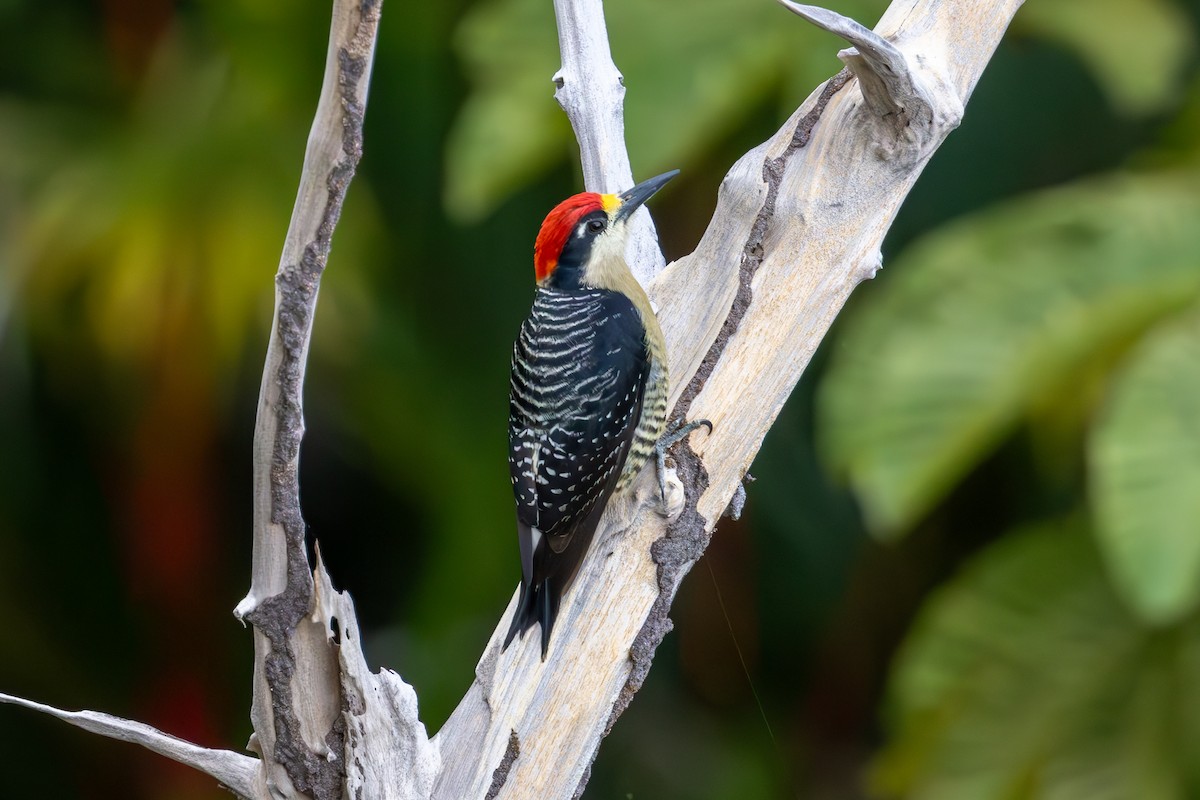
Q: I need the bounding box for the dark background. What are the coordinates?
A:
[2,1,1199,798]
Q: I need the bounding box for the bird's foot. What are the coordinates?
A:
[655,418,713,504]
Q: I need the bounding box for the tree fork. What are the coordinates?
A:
[0,0,1021,798]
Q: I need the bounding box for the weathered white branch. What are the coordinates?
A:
[552,0,666,284]
[226,0,441,798]
[430,1,1021,798]
[1,2,414,798]
[0,693,258,799]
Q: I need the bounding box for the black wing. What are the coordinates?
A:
[504,287,649,655]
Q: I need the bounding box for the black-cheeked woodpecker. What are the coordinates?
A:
[503,171,679,658]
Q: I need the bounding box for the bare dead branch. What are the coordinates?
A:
[0,693,257,799]
[227,0,440,798]
[1,2,402,798]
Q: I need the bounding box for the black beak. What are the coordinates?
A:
[613,170,679,223]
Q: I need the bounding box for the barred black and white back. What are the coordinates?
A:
[504,286,662,656]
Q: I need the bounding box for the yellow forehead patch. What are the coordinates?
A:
[600,193,620,214]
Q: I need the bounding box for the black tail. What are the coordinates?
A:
[502,578,536,651]
[502,577,560,659]
[502,504,608,659]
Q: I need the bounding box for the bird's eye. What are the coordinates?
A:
[586,219,605,233]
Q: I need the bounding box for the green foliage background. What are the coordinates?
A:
[1,1,1198,798]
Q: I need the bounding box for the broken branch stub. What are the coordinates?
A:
[775,0,967,161]
[313,555,440,798]
[778,2,913,116]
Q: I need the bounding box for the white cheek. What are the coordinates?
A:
[583,228,632,288]
[592,230,625,261]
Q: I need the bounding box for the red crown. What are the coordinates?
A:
[533,193,606,283]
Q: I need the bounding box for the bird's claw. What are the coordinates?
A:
[655,417,713,502]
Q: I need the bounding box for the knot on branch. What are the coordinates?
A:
[776,0,965,164]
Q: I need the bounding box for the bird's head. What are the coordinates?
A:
[533,170,678,289]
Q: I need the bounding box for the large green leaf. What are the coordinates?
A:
[1015,0,1194,116]
[1090,309,1200,624]
[873,522,1200,800]
[819,172,1200,536]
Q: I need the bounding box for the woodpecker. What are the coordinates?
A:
[504,170,678,658]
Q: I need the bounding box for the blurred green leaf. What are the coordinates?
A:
[1015,0,1194,116]
[1154,76,1200,167]
[8,29,382,374]
[820,171,1200,536]
[448,0,1196,220]
[1089,309,1200,625]
[873,521,1200,800]
[446,0,567,222]
[446,0,885,220]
